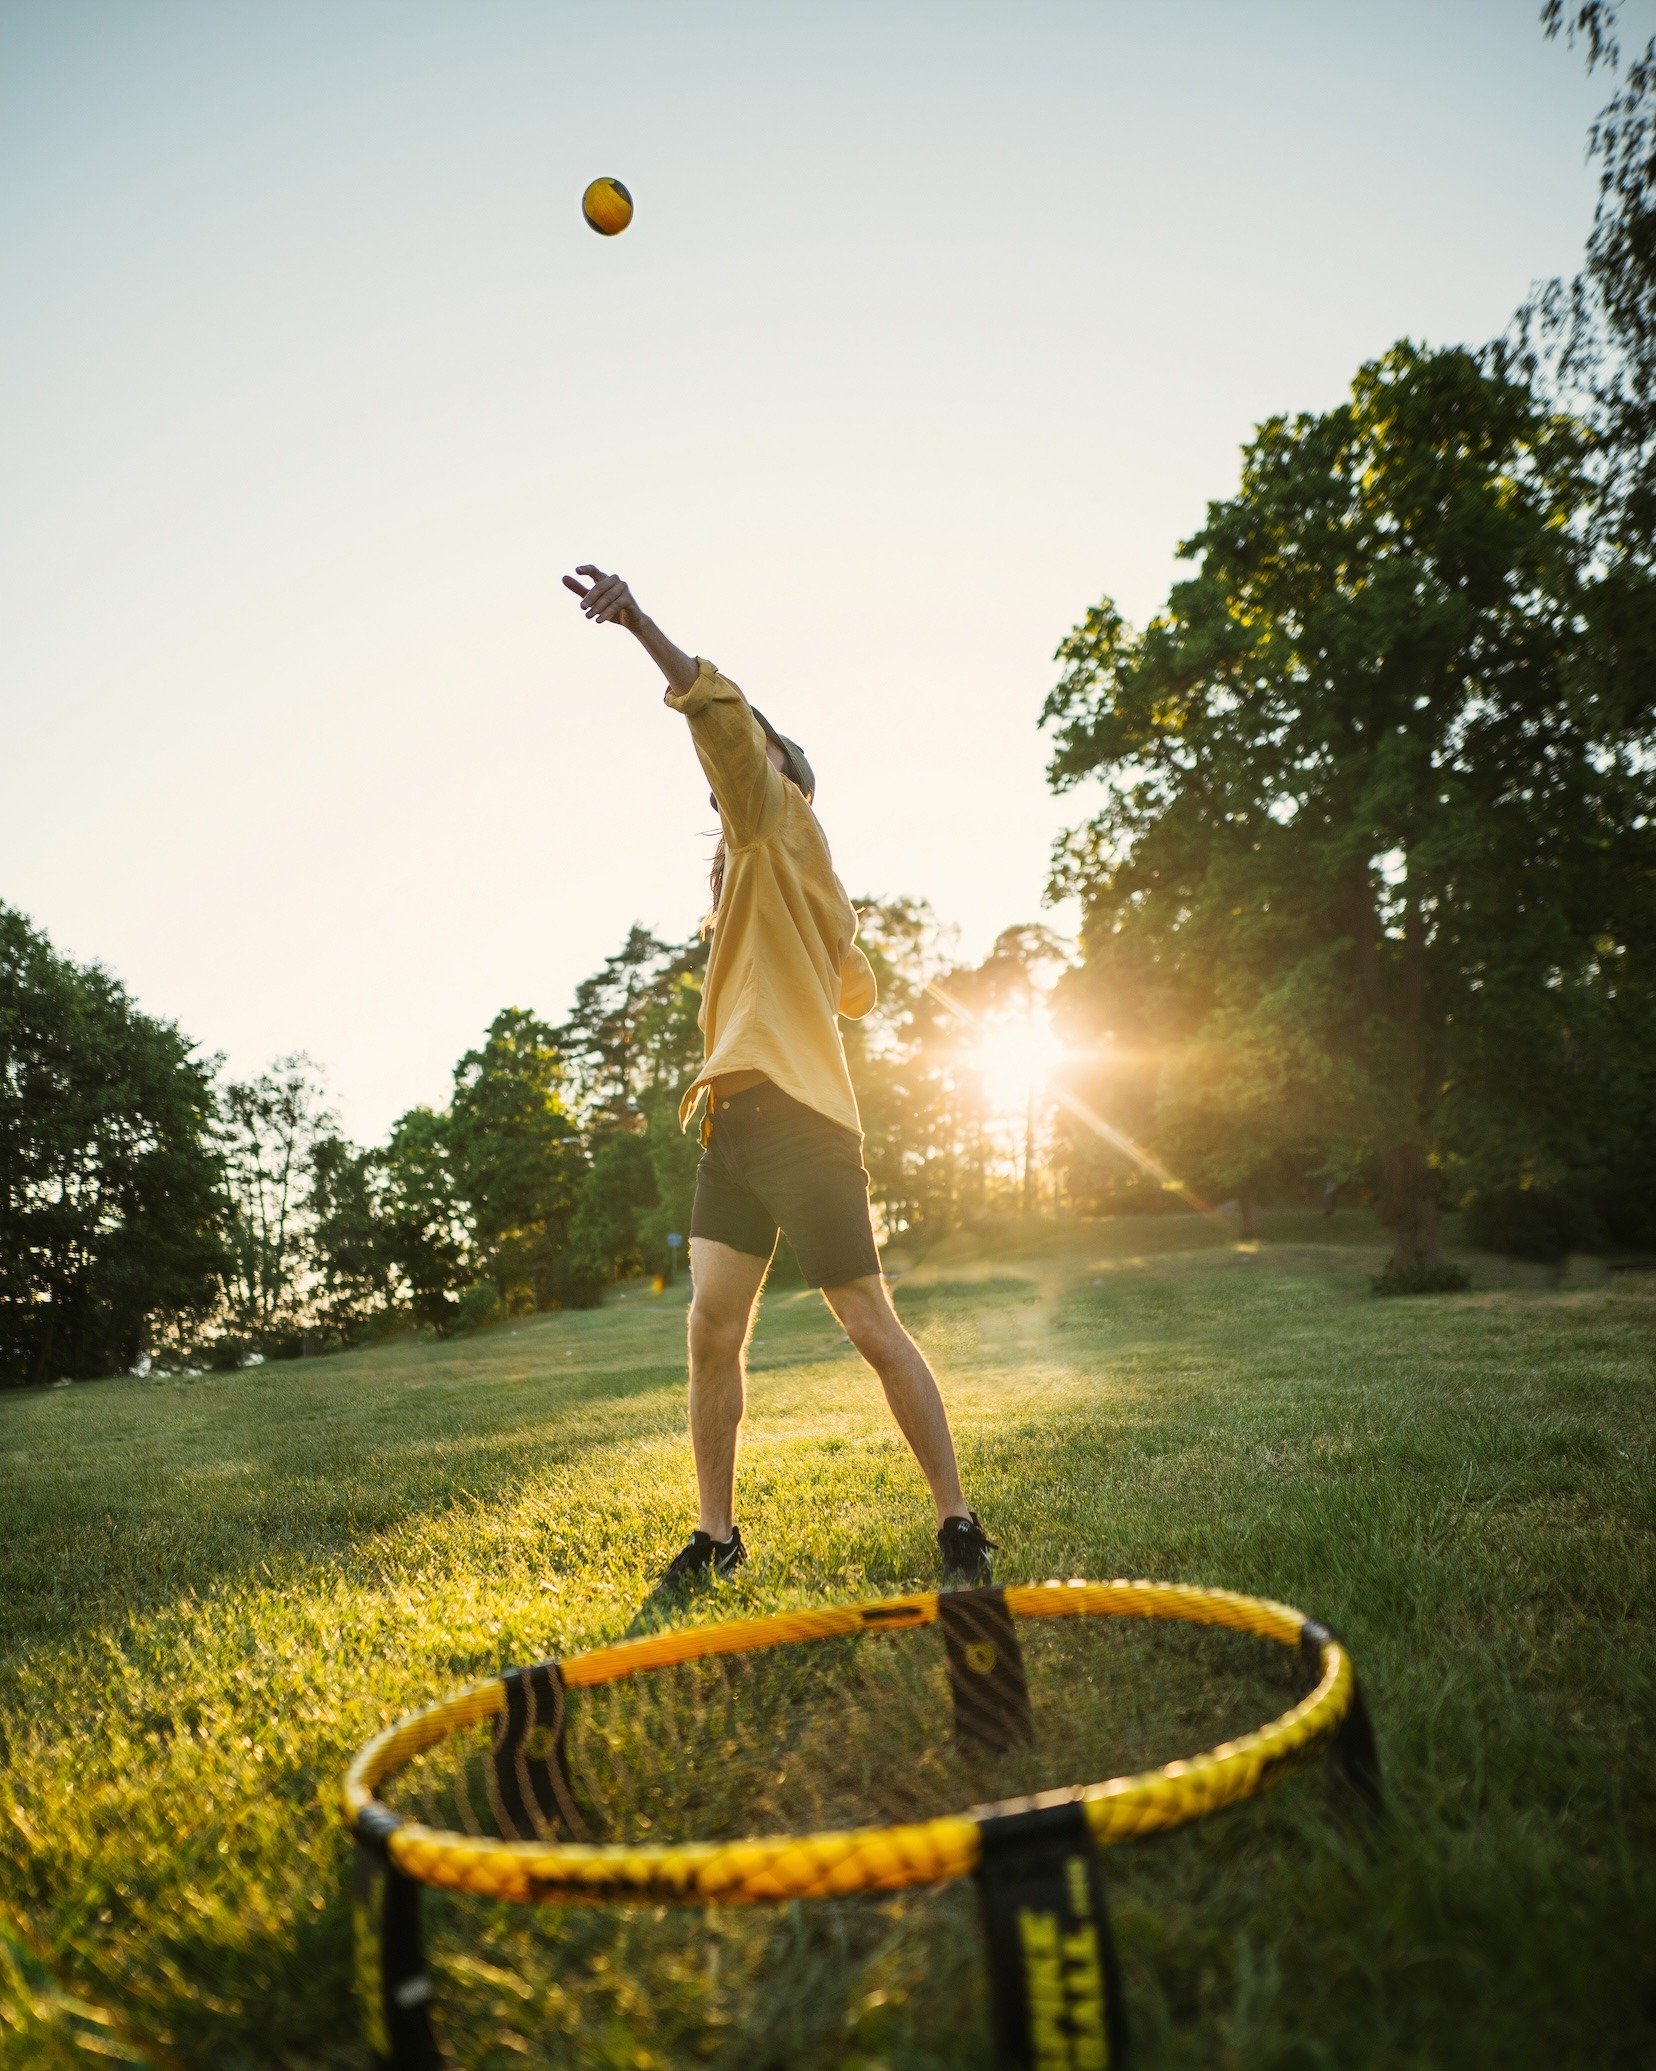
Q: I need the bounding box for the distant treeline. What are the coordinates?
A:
[1,901,1094,1383]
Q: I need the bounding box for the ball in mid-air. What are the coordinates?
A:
[582,177,633,236]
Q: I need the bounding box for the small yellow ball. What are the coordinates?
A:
[581,177,634,237]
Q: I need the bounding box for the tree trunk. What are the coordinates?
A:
[1377,1139,1441,1272]
[1376,874,1443,1273]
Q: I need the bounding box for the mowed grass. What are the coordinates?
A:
[1,1211,1652,2069]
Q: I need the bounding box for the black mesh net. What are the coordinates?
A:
[382,1608,1306,1853]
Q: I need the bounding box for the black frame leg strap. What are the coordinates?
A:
[975,1800,1128,2068]
[489,1659,590,1840]
[353,1817,443,2070]
[938,1586,1034,1754]
[1300,1620,1385,1825]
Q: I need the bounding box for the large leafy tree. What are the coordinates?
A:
[448,1008,585,1311]
[1044,342,1656,1272]
[0,903,223,1382]
[1518,1,1656,555]
[380,1106,472,1327]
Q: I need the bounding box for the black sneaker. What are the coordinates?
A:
[656,1525,747,1593]
[937,1511,997,1589]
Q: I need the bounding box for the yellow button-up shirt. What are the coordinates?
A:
[666,660,876,1137]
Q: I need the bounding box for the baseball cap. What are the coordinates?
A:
[707,706,816,812]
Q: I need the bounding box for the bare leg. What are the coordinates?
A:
[821,1274,969,1526]
[685,1237,771,1540]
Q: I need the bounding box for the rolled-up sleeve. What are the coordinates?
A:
[665,660,782,847]
[838,944,877,1020]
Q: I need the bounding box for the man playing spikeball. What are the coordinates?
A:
[563,566,996,1591]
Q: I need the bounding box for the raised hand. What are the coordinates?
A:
[563,565,640,631]
[561,565,699,692]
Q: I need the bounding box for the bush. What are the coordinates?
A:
[1463,1185,1584,1264]
[1372,1260,1471,1297]
[555,1265,606,1311]
[450,1281,503,1334]
[1594,1169,1656,1252]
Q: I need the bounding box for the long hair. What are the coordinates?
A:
[700,836,726,939]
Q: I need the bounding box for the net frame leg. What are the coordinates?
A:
[974,1799,1129,2069]
[1299,1620,1385,1826]
[353,1811,443,2070]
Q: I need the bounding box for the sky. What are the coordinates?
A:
[0,0,1633,1142]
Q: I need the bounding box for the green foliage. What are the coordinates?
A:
[448,1008,585,1313]
[380,1106,471,1328]
[450,1279,504,1334]
[1462,1184,1587,1264]
[308,1133,396,1343]
[1521,2,1656,552]
[568,1132,660,1292]
[629,938,708,1274]
[557,924,680,1130]
[0,902,223,1384]
[1044,341,1656,1272]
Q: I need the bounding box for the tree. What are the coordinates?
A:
[1517,1,1656,556]
[946,925,1071,1213]
[308,1133,395,1343]
[380,1106,472,1327]
[557,925,677,1130]
[567,1133,660,1295]
[217,1054,333,1345]
[1044,342,1656,1274]
[630,936,709,1272]
[0,903,223,1383]
[847,901,1073,1237]
[842,897,966,1238]
[448,1008,585,1311]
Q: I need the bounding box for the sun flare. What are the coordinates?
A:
[964,1015,1070,1115]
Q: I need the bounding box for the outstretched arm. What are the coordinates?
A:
[564,563,782,843]
[562,565,698,693]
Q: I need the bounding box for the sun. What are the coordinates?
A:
[963,1014,1069,1116]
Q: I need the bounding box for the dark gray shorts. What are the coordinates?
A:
[690,1079,881,1289]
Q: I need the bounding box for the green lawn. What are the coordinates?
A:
[1,1212,1652,2069]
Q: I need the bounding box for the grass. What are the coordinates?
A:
[0,1209,1652,2068]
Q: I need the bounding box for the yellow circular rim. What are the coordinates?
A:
[342,1579,1354,1906]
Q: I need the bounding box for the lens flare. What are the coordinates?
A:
[964,1016,1070,1114]
[926,979,1218,1218]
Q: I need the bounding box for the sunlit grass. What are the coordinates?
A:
[1,1212,1651,2067]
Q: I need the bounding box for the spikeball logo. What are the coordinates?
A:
[1017,1856,1110,2070]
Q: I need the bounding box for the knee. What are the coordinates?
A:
[688,1299,746,1372]
[838,1288,909,1367]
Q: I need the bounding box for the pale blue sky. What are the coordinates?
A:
[0,1,1629,1140]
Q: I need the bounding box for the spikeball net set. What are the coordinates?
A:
[342,1577,1381,2068]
